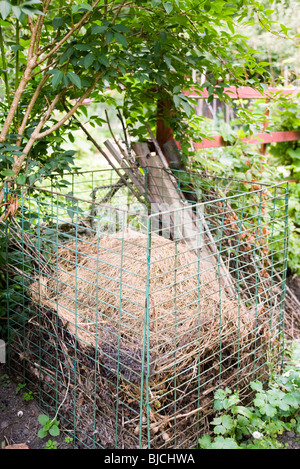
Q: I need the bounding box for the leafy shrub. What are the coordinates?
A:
[199,351,300,449]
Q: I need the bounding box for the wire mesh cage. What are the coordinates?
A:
[5,167,289,449]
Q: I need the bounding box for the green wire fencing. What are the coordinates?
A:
[4,167,289,449]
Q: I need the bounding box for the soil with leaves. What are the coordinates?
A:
[0,364,71,449]
[1,356,300,449]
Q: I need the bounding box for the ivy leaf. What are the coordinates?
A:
[67,72,81,89]
[0,1,11,19]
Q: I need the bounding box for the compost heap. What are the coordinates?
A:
[28,229,280,448]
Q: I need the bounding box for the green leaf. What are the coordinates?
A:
[11,44,23,53]
[37,428,48,438]
[173,94,180,108]
[181,99,193,117]
[72,2,92,13]
[198,434,212,449]
[11,5,22,19]
[16,174,26,185]
[73,43,91,51]
[49,425,60,437]
[84,52,94,69]
[52,17,63,30]
[163,2,173,14]
[38,414,50,426]
[97,55,109,67]
[91,25,108,34]
[0,1,11,19]
[20,6,42,17]
[67,72,81,89]
[78,2,93,11]
[59,47,74,64]
[250,381,263,392]
[232,406,255,420]
[112,23,130,33]
[1,169,15,177]
[262,403,277,417]
[105,30,114,44]
[114,32,127,48]
[211,436,240,449]
[51,69,63,89]
[287,148,300,160]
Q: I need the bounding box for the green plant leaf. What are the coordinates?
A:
[105,30,114,44]
[211,436,240,449]
[73,43,91,51]
[251,381,263,392]
[198,434,212,449]
[0,1,11,19]
[98,55,109,67]
[51,69,63,89]
[114,32,127,48]
[49,425,60,437]
[11,5,22,19]
[163,2,173,14]
[52,17,63,30]
[113,23,130,32]
[38,414,50,426]
[84,52,94,69]
[38,428,48,439]
[91,24,108,34]
[1,169,15,177]
[67,72,81,89]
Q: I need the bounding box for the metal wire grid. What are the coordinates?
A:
[5,169,289,449]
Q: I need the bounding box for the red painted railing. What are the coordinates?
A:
[181,86,300,150]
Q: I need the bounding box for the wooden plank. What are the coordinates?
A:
[183,86,300,100]
[133,142,236,298]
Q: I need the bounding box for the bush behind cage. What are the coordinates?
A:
[5,168,289,449]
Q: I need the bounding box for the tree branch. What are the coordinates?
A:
[16,74,50,147]
[0,57,36,143]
